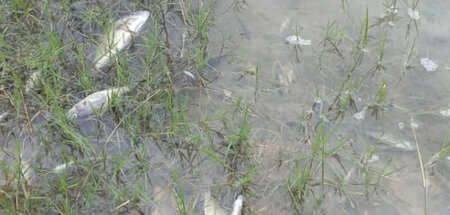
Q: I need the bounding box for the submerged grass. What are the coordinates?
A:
[0,0,439,214]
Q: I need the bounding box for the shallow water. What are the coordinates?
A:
[199,0,450,214]
[1,0,450,214]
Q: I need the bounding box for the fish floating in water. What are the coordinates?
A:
[25,70,42,93]
[204,191,227,215]
[68,86,130,120]
[276,64,294,95]
[204,191,244,215]
[93,11,150,70]
[231,195,244,215]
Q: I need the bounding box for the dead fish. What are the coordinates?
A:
[183,70,196,81]
[52,161,74,173]
[231,195,243,215]
[363,130,416,151]
[25,70,41,93]
[276,64,294,95]
[0,111,9,122]
[93,11,150,70]
[204,191,227,215]
[68,86,130,120]
[152,186,177,215]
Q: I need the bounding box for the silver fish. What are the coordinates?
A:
[204,191,227,215]
[52,161,74,173]
[231,195,244,215]
[93,11,150,70]
[68,86,130,120]
[0,111,9,122]
[151,186,177,215]
[276,64,294,95]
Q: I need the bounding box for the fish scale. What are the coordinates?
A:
[93,11,150,70]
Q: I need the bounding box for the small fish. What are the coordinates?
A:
[231,195,244,215]
[93,11,150,70]
[68,87,130,120]
[276,65,294,95]
[204,191,227,215]
[52,161,74,173]
[420,57,437,72]
[0,111,9,122]
[183,70,196,80]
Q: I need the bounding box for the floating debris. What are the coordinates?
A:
[407,8,420,20]
[276,64,294,94]
[223,89,232,102]
[367,154,380,163]
[279,18,290,33]
[410,118,419,129]
[68,86,130,120]
[286,35,311,46]
[446,156,450,163]
[386,6,399,15]
[440,109,450,117]
[243,63,257,75]
[398,122,405,130]
[204,191,227,215]
[314,96,322,104]
[364,130,416,151]
[353,107,367,121]
[378,6,399,26]
[25,70,42,93]
[420,58,438,72]
[94,11,150,70]
[379,6,399,18]
[231,195,244,215]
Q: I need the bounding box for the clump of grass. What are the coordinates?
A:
[0,0,220,213]
[318,20,345,61]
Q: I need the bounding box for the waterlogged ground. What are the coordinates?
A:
[203,0,450,214]
[1,0,450,214]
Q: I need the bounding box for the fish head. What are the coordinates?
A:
[121,11,150,33]
[67,106,79,120]
[67,101,95,120]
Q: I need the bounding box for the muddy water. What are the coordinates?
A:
[199,0,450,214]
